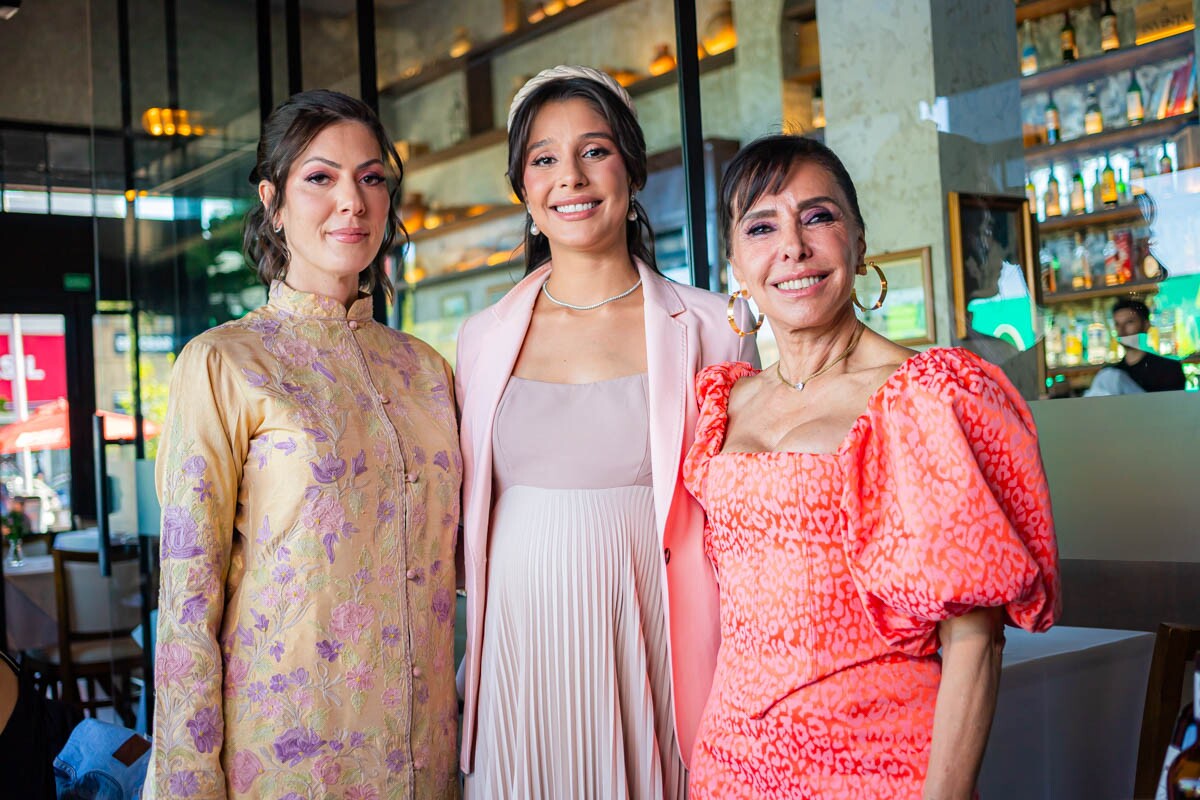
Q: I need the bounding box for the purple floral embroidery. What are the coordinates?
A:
[249,438,271,470]
[270,674,289,693]
[168,770,199,797]
[179,593,208,624]
[352,450,367,476]
[251,609,269,633]
[411,446,427,466]
[269,641,285,662]
[161,507,204,559]
[302,426,330,442]
[248,317,280,335]
[290,667,310,686]
[310,453,347,483]
[433,450,451,470]
[192,479,213,502]
[382,625,401,647]
[182,456,208,476]
[312,362,337,382]
[377,500,396,523]
[275,438,297,455]
[316,640,342,662]
[386,749,408,773]
[273,727,326,766]
[248,681,267,702]
[241,367,269,387]
[432,588,453,624]
[186,706,221,753]
[355,568,371,584]
[273,564,295,584]
[330,739,345,752]
[235,625,255,647]
[349,731,366,748]
[282,381,304,395]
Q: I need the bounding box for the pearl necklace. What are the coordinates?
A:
[776,323,865,391]
[541,277,642,311]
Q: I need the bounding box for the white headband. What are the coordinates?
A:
[506,64,637,131]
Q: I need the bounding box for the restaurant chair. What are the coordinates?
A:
[1133,622,1200,798]
[19,548,144,728]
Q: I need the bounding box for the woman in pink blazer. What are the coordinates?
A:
[455,66,758,798]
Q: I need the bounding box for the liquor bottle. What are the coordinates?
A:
[1130,148,1147,195]
[1100,0,1120,51]
[1044,314,1063,369]
[1091,168,1105,213]
[1069,166,1087,214]
[1072,232,1092,289]
[1103,232,1121,286]
[1127,71,1145,125]
[1021,20,1039,76]
[1026,173,1038,210]
[1045,96,1062,144]
[1164,655,1200,798]
[1100,154,1118,207]
[1045,168,1063,217]
[1060,12,1078,63]
[1087,303,1109,365]
[1117,168,1129,205]
[1160,139,1175,174]
[1158,309,1177,356]
[1084,83,1104,135]
[1064,316,1084,367]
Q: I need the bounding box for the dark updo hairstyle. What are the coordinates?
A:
[244,89,406,300]
[506,77,658,275]
[719,134,865,259]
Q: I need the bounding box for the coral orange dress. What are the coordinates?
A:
[682,348,1060,799]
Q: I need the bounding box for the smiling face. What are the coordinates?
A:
[728,160,866,332]
[259,120,389,304]
[520,98,632,260]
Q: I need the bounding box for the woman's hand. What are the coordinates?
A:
[923,606,1005,800]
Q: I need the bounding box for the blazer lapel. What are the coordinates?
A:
[640,263,688,543]
[461,264,548,563]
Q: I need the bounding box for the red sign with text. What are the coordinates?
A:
[0,335,68,405]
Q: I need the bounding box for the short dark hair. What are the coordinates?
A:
[506,77,657,274]
[1112,297,1151,324]
[718,134,865,258]
[243,89,405,300]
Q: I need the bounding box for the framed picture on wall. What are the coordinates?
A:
[948,191,1039,343]
[857,247,935,346]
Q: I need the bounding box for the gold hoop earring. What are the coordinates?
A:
[852,261,888,312]
[727,288,765,337]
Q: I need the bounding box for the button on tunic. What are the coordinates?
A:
[148,282,462,799]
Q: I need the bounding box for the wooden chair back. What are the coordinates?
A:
[1134,622,1200,798]
[52,548,142,682]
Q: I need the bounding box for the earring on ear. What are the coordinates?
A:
[529,220,540,236]
[627,194,638,222]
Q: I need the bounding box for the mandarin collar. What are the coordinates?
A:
[268,280,373,321]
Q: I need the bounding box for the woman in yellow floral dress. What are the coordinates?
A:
[147,90,461,799]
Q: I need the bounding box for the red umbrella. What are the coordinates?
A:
[0,397,161,454]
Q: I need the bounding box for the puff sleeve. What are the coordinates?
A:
[840,348,1060,657]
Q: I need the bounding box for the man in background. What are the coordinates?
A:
[1111,298,1185,392]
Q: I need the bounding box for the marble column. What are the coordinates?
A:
[817,0,1023,346]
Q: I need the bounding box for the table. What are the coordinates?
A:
[4,554,57,651]
[978,626,1155,800]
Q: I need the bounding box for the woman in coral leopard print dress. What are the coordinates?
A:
[681,135,1060,799]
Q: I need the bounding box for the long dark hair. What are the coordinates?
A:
[243,89,407,300]
[719,134,865,258]
[506,77,658,274]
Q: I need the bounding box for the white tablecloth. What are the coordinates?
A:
[979,626,1155,800]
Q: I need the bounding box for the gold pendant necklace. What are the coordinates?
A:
[776,323,865,391]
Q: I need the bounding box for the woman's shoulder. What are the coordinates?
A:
[696,361,759,406]
[875,346,1016,404]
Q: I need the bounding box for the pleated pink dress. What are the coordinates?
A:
[463,373,686,800]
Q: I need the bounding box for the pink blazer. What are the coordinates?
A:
[455,260,759,772]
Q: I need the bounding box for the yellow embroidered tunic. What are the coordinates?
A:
[148,282,461,799]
